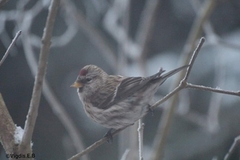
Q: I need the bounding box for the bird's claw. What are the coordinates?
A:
[104,129,113,143]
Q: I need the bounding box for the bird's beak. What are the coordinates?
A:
[70,81,83,88]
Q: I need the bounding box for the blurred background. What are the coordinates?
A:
[0,0,240,159]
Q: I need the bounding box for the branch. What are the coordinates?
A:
[68,126,128,160]
[151,37,205,160]
[0,30,21,67]
[137,121,144,160]
[186,83,240,97]
[151,1,218,159]
[19,0,60,153]
[0,94,17,155]
[224,136,240,160]
[150,37,205,110]
[120,149,130,160]
[19,1,88,158]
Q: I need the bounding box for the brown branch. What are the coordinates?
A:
[0,31,21,67]
[0,94,17,156]
[19,0,60,153]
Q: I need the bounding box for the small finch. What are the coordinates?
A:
[71,64,188,139]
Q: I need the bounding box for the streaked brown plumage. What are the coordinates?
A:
[71,64,188,137]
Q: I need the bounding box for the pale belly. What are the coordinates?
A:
[83,98,150,129]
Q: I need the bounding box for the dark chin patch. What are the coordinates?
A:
[78,88,83,93]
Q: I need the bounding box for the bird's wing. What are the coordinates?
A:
[98,65,188,109]
[97,65,188,109]
[98,71,164,109]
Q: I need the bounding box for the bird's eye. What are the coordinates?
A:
[86,77,92,82]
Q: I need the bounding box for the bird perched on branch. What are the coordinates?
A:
[71,64,188,140]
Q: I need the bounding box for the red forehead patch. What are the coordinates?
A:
[79,68,88,76]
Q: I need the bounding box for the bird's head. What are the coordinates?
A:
[71,65,108,96]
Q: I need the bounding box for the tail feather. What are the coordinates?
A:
[160,65,189,80]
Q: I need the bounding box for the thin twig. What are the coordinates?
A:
[0,30,21,67]
[151,37,205,160]
[182,37,205,81]
[151,37,205,110]
[137,121,144,160]
[151,1,217,160]
[120,149,130,160]
[150,85,183,110]
[185,83,240,97]
[224,135,240,160]
[19,0,60,153]
[68,126,128,160]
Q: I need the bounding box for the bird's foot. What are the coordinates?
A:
[104,128,114,143]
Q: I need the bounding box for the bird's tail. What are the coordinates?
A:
[160,65,189,80]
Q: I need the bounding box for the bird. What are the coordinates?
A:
[71,64,188,140]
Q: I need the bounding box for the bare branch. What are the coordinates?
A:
[120,149,130,160]
[224,136,240,160]
[22,31,88,158]
[151,1,218,159]
[151,37,205,160]
[186,83,240,97]
[182,37,205,81]
[150,37,205,110]
[0,94,17,155]
[19,2,88,159]
[0,30,21,67]
[137,121,144,160]
[68,126,128,160]
[19,0,60,153]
